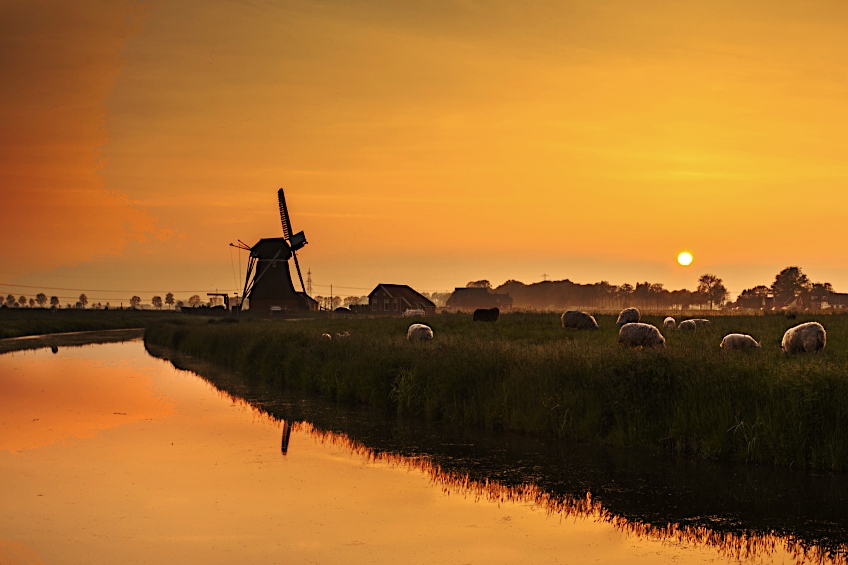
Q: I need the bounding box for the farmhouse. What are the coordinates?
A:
[368,284,436,315]
[445,287,513,312]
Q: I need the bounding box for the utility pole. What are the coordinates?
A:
[541,273,549,282]
[306,269,312,296]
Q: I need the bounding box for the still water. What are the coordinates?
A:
[1,338,846,564]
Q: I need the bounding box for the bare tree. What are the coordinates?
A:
[152,295,163,309]
[188,295,202,307]
[78,294,88,309]
[36,293,48,307]
[165,292,175,310]
[130,296,141,309]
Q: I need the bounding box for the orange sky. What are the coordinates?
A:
[2,0,848,302]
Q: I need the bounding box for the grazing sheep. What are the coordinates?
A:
[407,323,434,341]
[618,323,666,349]
[720,333,761,351]
[561,310,599,330]
[616,307,641,327]
[473,307,500,322]
[663,317,676,330]
[335,331,350,338]
[678,319,710,331]
[781,322,826,353]
[321,333,332,340]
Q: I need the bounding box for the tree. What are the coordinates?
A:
[165,293,175,310]
[29,298,35,308]
[36,293,47,307]
[737,285,770,309]
[343,296,361,307]
[697,274,728,309]
[188,295,202,307]
[130,296,141,309]
[466,280,491,289]
[18,296,27,308]
[5,295,15,307]
[152,295,163,309]
[175,300,184,309]
[50,296,59,308]
[771,266,811,306]
[78,294,88,309]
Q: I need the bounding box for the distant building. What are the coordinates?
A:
[445,287,513,311]
[368,284,436,315]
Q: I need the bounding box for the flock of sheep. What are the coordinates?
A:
[562,307,826,353]
[403,307,827,354]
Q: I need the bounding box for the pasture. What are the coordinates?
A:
[144,311,848,470]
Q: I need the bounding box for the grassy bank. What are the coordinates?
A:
[144,312,848,470]
[0,308,198,339]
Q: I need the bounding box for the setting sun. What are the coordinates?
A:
[677,252,693,267]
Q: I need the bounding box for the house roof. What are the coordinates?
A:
[368,284,435,307]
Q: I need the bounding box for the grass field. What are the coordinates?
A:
[144,311,848,471]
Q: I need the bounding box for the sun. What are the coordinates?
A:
[677,251,693,266]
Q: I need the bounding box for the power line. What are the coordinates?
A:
[0,282,232,293]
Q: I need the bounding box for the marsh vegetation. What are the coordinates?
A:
[144,311,848,471]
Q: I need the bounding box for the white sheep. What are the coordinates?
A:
[618,323,666,349]
[781,322,826,353]
[561,310,599,330]
[616,307,641,327]
[407,323,434,341]
[321,333,332,340]
[720,333,761,351]
[663,317,676,330]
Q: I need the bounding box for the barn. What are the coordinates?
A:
[368,284,436,315]
[445,287,513,312]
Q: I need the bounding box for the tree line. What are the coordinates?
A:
[469,266,841,311]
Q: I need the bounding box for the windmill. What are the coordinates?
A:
[231,189,314,312]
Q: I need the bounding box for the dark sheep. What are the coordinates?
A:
[616,307,641,327]
[561,310,599,330]
[473,307,500,322]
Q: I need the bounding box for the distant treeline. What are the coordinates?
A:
[484,266,846,311]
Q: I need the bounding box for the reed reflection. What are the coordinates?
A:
[150,344,848,565]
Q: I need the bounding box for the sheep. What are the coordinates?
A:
[321,333,332,340]
[678,318,710,331]
[720,333,761,351]
[335,331,350,338]
[473,307,500,322]
[407,323,434,341]
[616,307,641,327]
[618,323,666,349]
[781,322,826,353]
[561,310,599,330]
[663,317,676,330]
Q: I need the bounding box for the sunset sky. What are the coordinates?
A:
[2,1,848,304]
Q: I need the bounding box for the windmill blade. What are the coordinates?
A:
[277,188,292,240]
[292,250,307,295]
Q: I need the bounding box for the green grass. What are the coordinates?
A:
[143,311,848,470]
[0,308,201,339]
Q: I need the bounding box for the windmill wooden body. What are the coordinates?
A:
[234,189,314,312]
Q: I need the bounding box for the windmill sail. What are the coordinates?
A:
[277,189,292,240]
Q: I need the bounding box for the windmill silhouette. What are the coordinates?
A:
[232,189,314,312]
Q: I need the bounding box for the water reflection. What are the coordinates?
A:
[150,344,848,565]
